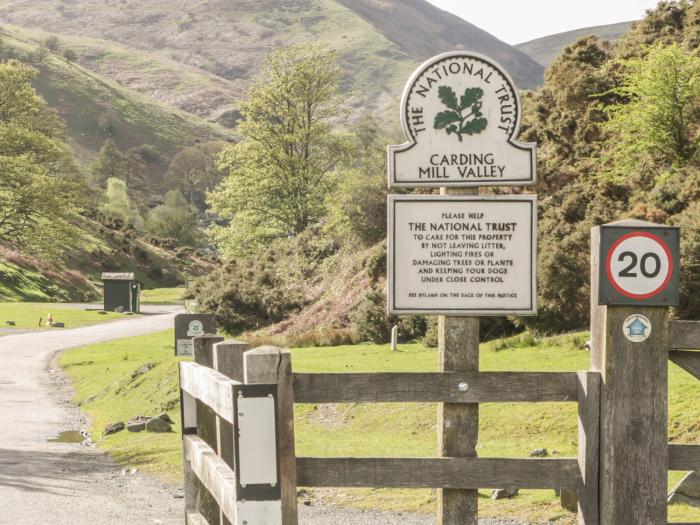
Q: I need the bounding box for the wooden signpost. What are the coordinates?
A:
[591,220,680,524]
[388,51,538,525]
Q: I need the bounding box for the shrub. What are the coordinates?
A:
[350,288,389,343]
[191,226,339,333]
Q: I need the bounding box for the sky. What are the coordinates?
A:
[427,0,661,44]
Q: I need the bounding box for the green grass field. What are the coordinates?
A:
[0,302,124,331]
[140,287,185,305]
[59,331,700,523]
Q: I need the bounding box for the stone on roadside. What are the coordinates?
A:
[491,488,519,500]
[145,416,172,433]
[127,415,150,432]
[51,322,65,328]
[529,448,548,457]
[104,422,125,436]
[668,471,700,507]
[5,320,15,326]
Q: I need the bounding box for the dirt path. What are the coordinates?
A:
[0,306,184,524]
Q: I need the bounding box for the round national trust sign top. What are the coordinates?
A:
[388,52,536,188]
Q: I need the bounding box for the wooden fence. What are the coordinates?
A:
[179,325,700,525]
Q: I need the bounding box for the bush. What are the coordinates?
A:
[350,288,389,343]
[422,317,438,348]
[350,287,427,344]
[325,170,387,246]
[191,226,339,333]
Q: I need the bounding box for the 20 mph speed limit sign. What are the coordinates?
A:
[599,224,680,306]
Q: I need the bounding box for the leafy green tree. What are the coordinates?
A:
[603,44,700,181]
[99,178,143,229]
[91,138,126,186]
[0,60,82,255]
[166,140,225,208]
[325,170,387,246]
[208,44,348,257]
[146,190,199,246]
[43,35,61,53]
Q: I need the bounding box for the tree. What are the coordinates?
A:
[208,44,348,257]
[99,178,143,229]
[91,138,126,186]
[0,60,82,255]
[43,35,61,53]
[62,48,77,62]
[603,44,700,181]
[166,140,226,208]
[146,190,199,246]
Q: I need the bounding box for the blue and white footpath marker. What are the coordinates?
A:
[622,314,652,343]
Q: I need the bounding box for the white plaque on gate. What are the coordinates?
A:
[388,195,537,315]
[388,51,536,188]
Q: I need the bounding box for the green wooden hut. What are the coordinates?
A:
[102,272,140,313]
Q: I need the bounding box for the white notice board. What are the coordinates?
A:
[388,195,537,316]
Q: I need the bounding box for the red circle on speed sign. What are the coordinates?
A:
[605,232,673,300]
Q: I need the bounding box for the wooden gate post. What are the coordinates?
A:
[193,334,225,525]
[213,340,251,525]
[437,187,479,525]
[590,223,672,524]
[244,346,298,525]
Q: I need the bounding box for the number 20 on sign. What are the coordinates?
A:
[598,223,680,306]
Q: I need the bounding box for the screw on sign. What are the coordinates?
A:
[598,223,680,306]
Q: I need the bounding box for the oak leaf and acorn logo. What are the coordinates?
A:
[434,86,488,141]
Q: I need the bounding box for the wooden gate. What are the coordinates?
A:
[179,222,700,525]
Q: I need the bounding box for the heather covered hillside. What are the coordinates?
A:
[0,0,544,123]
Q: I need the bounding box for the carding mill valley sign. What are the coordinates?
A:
[388,51,536,188]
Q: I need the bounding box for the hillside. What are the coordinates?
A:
[516,21,634,67]
[0,0,544,127]
[0,216,216,302]
[0,24,234,183]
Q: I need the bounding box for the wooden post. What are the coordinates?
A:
[245,346,298,525]
[193,334,225,525]
[437,188,479,525]
[180,368,199,517]
[590,225,669,525]
[212,340,251,525]
[576,371,600,525]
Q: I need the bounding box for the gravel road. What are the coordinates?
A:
[0,306,184,524]
[0,305,532,524]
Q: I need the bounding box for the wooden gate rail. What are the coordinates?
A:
[292,370,601,523]
[667,318,700,508]
[293,371,579,403]
[669,444,700,470]
[669,320,700,350]
[180,361,239,424]
[297,457,578,491]
[184,434,238,523]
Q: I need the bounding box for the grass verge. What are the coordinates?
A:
[140,287,185,305]
[60,331,700,523]
[0,302,124,332]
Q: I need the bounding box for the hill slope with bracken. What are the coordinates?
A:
[0,0,545,125]
[0,24,234,185]
[516,21,635,66]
